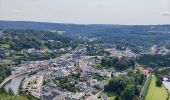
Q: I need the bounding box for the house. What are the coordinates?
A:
[142,69,149,75]
[52,93,68,100]
[54,69,69,78]
[89,79,98,86]
[75,82,87,91]
[71,92,85,100]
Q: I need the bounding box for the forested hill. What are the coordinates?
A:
[1,20,170,49]
[0,20,117,34]
[0,20,170,35]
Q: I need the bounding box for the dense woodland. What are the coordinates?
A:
[1,29,79,50]
[137,54,170,67]
[1,21,170,53]
[104,69,145,100]
[0,29,84,62]
[101,56,135,71]
[0,63,11,83]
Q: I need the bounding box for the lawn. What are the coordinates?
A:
[0,44,10,48]
[94,64,112,71]
[7,56,24,60]
[104,91,117,100]
[0,93,28,100]
[145,75,169,100]
[135,63,144,72]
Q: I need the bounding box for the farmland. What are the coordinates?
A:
[145,75,169,100]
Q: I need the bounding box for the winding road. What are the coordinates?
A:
[86,89,104,100]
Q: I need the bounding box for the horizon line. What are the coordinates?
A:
[0,19,170,26]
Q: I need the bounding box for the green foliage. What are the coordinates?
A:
[104,71,145,100]
[155,68,170,76]
[104,91,117,100]
[55,77,80,93]
[0,93,28,100]
[101,57,118,68]
[156,79,162,87]
[2,29,74,50]
[0,87,29,100]
[0,44,10,48]
[114,57,135,71]
[0,63,11,83]
[91,73,105,81]
[101,56,135,71]
[86,45,110,56]
[0,29,82,61]
[139,74,152,100]
[8,88,14,95]
[0,87,7,94]
[71,73,80,80]
[145,75,168,100]
[137,54,170,67]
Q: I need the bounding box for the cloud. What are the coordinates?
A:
[161,11,170,16]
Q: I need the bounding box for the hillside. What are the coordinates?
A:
[1,20,170,52]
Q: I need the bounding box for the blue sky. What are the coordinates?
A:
[0,0,170,25]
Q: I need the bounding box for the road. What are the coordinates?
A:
[86,89,104,100]
[139,73,151,98]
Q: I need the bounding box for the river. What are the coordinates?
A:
[4,74,27,94]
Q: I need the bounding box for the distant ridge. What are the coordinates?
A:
[0,20,87,30]
[0,20,170,35]
[0,20,128,35]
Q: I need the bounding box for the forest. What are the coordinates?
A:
[0,63,11,83]
[101,56,135,71]
[104,69,145,100]
[1,21,170,53]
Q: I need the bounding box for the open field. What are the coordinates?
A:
[135,63,144,72]
[0,44,10,48]
[145,75,169,100]
[0,93,28,100]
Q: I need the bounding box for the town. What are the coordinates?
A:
[0,21,170,100]
[0,43,156,100]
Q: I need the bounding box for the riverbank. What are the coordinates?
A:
[0,93,28,100]
[18,76,40,100]
[4,74,27,94]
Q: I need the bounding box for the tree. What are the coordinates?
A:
[0,76,3,83]
[8,88,14,95]
[101,58,106,66]
[122,85,135,100]
[104,71,145,100]
[127,68,133,76]
[0,87,7,94]
[149,63,158,68]
[156,79,162,87]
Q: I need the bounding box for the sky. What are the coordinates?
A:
[0,0,170,25]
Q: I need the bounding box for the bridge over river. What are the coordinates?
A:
[0,72,28,88]
[0,67,44,88]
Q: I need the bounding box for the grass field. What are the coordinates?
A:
[135,63,144,72]
[0,93,28,100]
[145,75,169,100]
[104,91,117,100]
[7,56,24,60]
[0,44,10,48]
